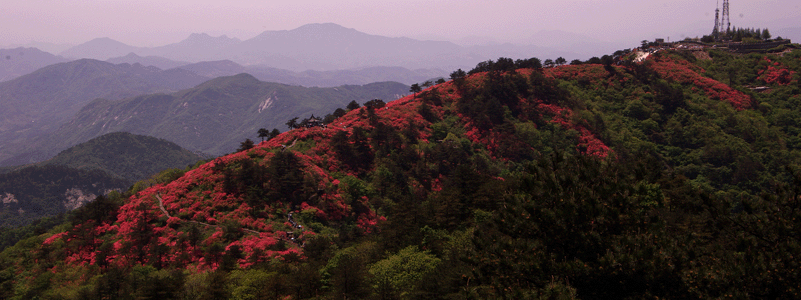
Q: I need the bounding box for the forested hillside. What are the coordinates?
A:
[0,166,128,229]
[0,132,205,230]
[2,47,800,299]
[41,132,206,182]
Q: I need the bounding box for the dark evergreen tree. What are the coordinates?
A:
[257,128,270,142]
[346,100,361,111]
[410,83,422,97]
[285,117,299,129]
[238,139,255,152]
[363,99,385,109]
[515,57,543,70]
[494,57,516,72]
[269,128,281,140]
[449,69,467,81]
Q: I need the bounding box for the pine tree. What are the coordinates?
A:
[257,128,270,142]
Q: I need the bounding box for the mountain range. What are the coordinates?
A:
[0,24,602,87]
[0,72,409,167]
[45,74,408,156]
[58,23,586,72]
[0,59,210,166]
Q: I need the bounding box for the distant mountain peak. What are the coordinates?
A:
[89,37,115,42]
[293,23,361,35]
[215,72,260,84]
[251,23,358,39]
[184,33,240,43]
[60,38,140,60]
[295,23,350,30]
[85,37,129,45]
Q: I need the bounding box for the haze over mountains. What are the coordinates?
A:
[56,23,588,72]
[0,47,68,81]
[4,22,590,168]
[1,23,596,87]
[170,60,446,87]
[0,59,209,165]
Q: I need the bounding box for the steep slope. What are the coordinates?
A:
[45,74,409,156]
[40,132,205,182]
[0,59,210,166]
[5,48,801,299]
[0,47,69,82]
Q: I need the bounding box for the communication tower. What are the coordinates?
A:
[721,0,731,34]
[713,1,721,39]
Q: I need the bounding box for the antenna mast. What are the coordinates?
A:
[713,1,721,39]
[721,0,731,34]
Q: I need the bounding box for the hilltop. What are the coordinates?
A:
[2,47,801,298]
[40,132,206,183]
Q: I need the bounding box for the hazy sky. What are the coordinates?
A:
[2,0,799,48]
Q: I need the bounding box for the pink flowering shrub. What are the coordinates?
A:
[648,54,752,110]
[758,57,796,85]
[357,209,386,234]
[538,102,610,158]
[43,232,68,246]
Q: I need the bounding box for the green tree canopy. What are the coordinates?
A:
[369,246,441,299]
